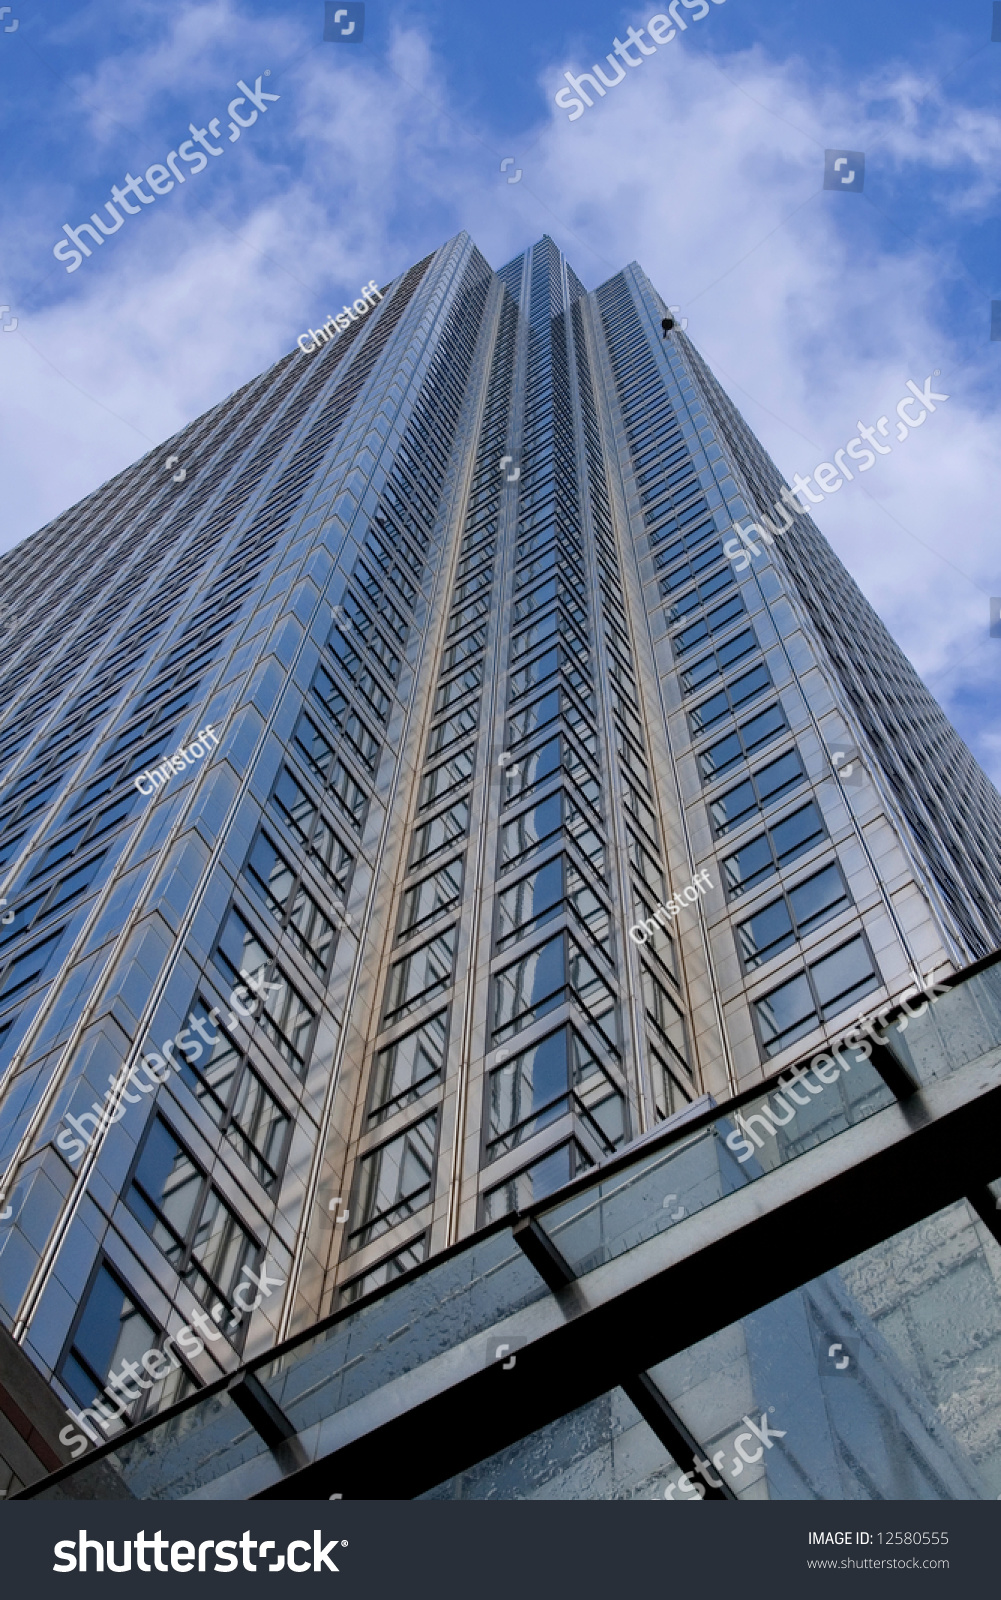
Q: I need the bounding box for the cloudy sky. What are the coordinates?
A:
[1,0,998,780]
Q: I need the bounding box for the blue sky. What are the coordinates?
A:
[1,0,999,783]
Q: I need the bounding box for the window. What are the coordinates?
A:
[501,732,599,811]
[349,1111,438,1250]
[310,665,381,770]
[214,909,315,1072]
[633,891,679,979]
[179,1007,290,1192]
[0,854,104,952]
[327,633,391,721]
[269,767,354,898]
[369,1011,448,1126]
[244,831,337,975]
[292,712,368,830]
[672,593,745,656]
[722,801,827,899]
[339,1235,428,1305]
[496,852,609,951]
[428,704,479,756]
[709,749,805,836]
[309,814,355,896]
[682,629,758,696]
[0,831,26,873]
[45,853,106,915]
[626,831,666,902]
[651,1047,694,1121]
[482,1140,594,1223]
[27,825,87,881]
[492,932,618,1047]
[400,859,464,936]
[754,935,881,1057]
[442,626,486,673]
[435,665,482,714]
[655,527,721,587]
[698,704,787,784]
[92,790,141,839]
[689,663,771,737]
[59,1263,157,1409]
[640,965,690,1070]
[420,749,475,808]
[736,863,850,971]
[0,925,67,1013]
[384,928,457,1021]
[665,563,735,622]
[127,1117,258,1320]
[501,791,604,874]
[411,798,470,866]
[485,1025,622,1161]
[336,596,400,679]
[509,638,588,701]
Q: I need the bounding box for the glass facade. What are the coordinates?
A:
[0,231,999,1498]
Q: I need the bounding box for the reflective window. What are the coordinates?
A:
[420,749,475,808]
[245,831,337,975]
[400,859,464,936]
[178,1006,290,1192]
[736,863,850,971]
[339,1234,428,1306]
[310,665,381,770]
[689,663,771,736]
[350,1112,438,1250]
[651,1046,694,1121]
[665,563,735,623]
[0,925,67,1014]
[411,799,470,866]
[486,1025,621,1160]
[672,593,746,657]
[723,801,827,899]
[496,852,608,950]
[709,749,805,836]
[755,935,880,1057]
[127,1117,258,1320]
[492,932,618,1047]
[384,928,457,1021]
[369,1011,448,1125]
[482,1140,594,1223]
[640,965,690,1070]
[59,1263,158,1413]
[428,703,480,755]
[214,909,316,1071]
[698,704,787,785]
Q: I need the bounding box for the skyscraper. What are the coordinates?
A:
[0,232,998,1496]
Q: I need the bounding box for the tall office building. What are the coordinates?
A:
[0,233,999,1496]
